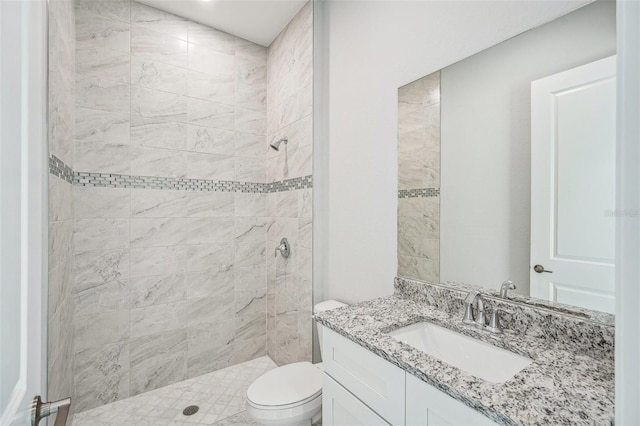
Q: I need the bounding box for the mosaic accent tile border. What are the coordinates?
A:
[49,154,312,193]
[263,175,312,192]
[398,187,440,198]
[49,155,74,184]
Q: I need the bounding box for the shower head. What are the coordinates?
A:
[270,137,288,151]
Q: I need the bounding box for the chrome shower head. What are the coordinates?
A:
[270,137,288,151]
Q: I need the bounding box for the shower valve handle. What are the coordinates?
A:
[274,238,290,258]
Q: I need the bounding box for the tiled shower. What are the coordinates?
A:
[397,71,441,283]
[47,0,313,416]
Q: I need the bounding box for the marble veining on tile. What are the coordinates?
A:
[130,26,188,67]
[130,115,187,150]
[60,0,314,413]
[73,342,131,411]
[131,273,186,308]
[398,71,441,283]
[131,1,188,40]
[75,13,130,54]
[186,125,235,155]
[131,56,188,95]
[266,0,314,363]
[75,106,131,143]
[75,75,130,114]
[131,86,188,123]
[76,46,131,84]
[75,0,131,24]
[129,328,188,396]
[48,0,76,413]
[315,277,614,426]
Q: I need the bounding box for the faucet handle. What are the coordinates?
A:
[274,238,290,258]
[499,280,516,298]
[462,303,475,324]
[462,290,480,324]
[485,308,511,333]
[474,298,486,328]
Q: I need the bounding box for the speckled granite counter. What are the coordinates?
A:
[315,279,614,426]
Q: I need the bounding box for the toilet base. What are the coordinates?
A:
[246,394,322,426]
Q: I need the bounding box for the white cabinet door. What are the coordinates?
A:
[405,375,428,426]
[406,374,498,426]
[323,328,406,425]
[530,56,616,313]
[323,373,390,426]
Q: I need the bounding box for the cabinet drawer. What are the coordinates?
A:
[323,328,405,425]
[406,373,498,426]
[323,373,390,426]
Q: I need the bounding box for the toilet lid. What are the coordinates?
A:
[247,362,322,407]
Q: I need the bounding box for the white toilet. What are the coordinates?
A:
[246,300,347,426]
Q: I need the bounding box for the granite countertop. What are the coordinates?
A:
[315,295,614,426]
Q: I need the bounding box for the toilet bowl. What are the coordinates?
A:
[246,300,347,426]
[246,362,323,426]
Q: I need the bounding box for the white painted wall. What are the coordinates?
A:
[615,1,640,423]
[440,1,615,295]
[321,0,594,303]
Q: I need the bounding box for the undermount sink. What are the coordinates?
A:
[387,322,532,383]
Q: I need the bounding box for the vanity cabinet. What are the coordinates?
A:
[406,374,497,426]
[324,374,389,425]
[322,328,498,426]
[322,327,406,425]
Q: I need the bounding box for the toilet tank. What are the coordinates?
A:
[314,300,347,357]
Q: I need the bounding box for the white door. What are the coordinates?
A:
[530,56,616,313]
[0,0,51,425]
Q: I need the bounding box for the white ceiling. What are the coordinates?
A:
[136,0,307,47]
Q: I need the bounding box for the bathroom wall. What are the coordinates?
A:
[48,0,76,411]
[71,0,269,411]
[397,71,440,283]
[266,2,313,366]
[319,0,591,303]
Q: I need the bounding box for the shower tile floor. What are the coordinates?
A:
[73,356,276,426]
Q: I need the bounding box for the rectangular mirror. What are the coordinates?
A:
[397,0,616,314]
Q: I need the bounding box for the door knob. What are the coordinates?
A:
[533,264,553,273]
[31,395,71,426]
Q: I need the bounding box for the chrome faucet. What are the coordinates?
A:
[499,280,516,298]
[462,290,486,327]
[463,289,512,333]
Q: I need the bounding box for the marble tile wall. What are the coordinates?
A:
[72,0,269,412]
[48,0,76,414]
[397,71,441,283]
[69,0,313,411]
[265,2,314,366]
